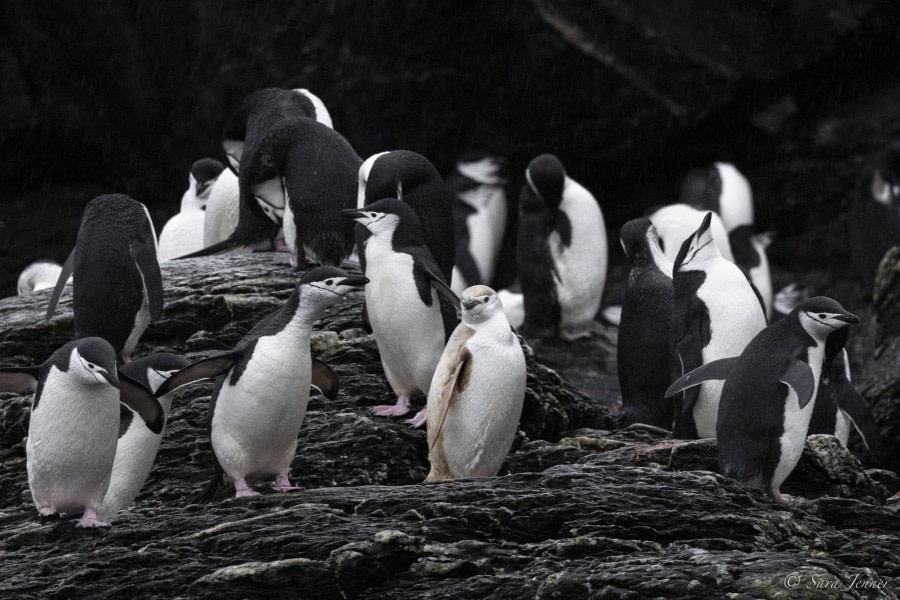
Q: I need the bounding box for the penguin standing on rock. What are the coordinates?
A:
[666,297,861,502]
[158,158,225,262]
[616,218,674,430]
[517,154,607,341]
[46,194,164,364]
[426,285,526,481]
[342,199,460,427]
[670,212,766,439]
[153,267,364,501]
[0,338,163,527]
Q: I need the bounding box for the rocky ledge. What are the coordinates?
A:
[0,254,897,598]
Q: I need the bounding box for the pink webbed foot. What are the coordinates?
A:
[372,395,411,417]
[234,478,261,498]
[405,408,427,428]
[273,474,299,493]
[76,508,110,528]
[274,234,291,253]
[560,327,592,342]
[772,489,795,503]
[38,507,54,517]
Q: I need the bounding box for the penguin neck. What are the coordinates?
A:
[464,310,513,341]
[288,291,327,334]
[363,229,396,260]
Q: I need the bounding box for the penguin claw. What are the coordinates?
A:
[372,404,411,417]
[235,489,261,498]
[773,490,795,503]
[405,409,427,428]
[76,509,110,528]
[273,475,299,493]
[560,327,592,342]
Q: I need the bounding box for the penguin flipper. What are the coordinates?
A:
[45,250,74,320]
[153,352,242,398]
[0,367,41,395]
[311,358,339,400]
[131,240,164,320]
[665,357,739,398]
[118,371,165,434]
[412,252,461,309]
[834,378,885,463]
[429,349,470,453]
[779,359,816,409]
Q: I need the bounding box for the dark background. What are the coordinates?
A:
[1,0,899,297]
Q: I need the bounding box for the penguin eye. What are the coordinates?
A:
[482,297,489,304]
[325,279,334,286]
[87,363,95,369]
[818,313,826,319]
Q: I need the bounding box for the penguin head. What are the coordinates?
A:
[363,151,439,205]
[358,152,390,208]
[870,143,900,206]
[299,266,369,307]
[191,158,226,202]
[673,212,721,272]
[456,152,507,186]
[794,296,860,340]
[121,353,191,395]
[341,198,420,240]
[525,154,566,210]
[619,218,656,261]
[461,285,504,326]
[67,338,120,388]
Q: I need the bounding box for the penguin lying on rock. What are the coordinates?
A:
[158,158,225,262]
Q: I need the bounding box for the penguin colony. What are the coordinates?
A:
[1,88,892,529]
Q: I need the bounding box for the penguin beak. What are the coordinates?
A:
[462,298,480,310]
[835,312,861,324]
[341,209,366,221]
[341,275,370,289]
[103,369,121,389]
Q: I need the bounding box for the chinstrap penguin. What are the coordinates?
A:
[728,226,773,320]
[158,158,225,262]
[680,162,754,232]
[649,203,734,263]
[17,260,65,296]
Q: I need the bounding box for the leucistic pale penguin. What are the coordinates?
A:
[617,218,675,430]
[807,328,884,463]
[680,162,754,233]
[153,267,363,500]
[666,297,860,502]
[17,260,65,295]
[670,213,766,439]
[648,204,734,263]
[46,195,163,363]
[447,152,509,293]
[342,200,460,427]
[98,353,190,519]
[848,140,900,298]
[0,338,163,527]
[426,285,526,481]
[158,158,225,262]
[517,154,607,341]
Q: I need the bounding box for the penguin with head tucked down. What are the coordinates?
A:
[0,338,163,527]
[666,297,861,502]
[680,162,754,233]
[17,260,64,296]
[46,194,164,364]
[158,158,225,262]
[517,154,607,341]
[153,267,365,501]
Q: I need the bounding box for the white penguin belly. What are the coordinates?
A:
[27,376,119,514]
[466,187,507,286]
[158,210,206,262]
[834,409,851,445]
[99,417,165,516]
[772,342,824,491]
[212,337,310,482]
[550,180,607,328]
[366,252,445,395]
[204,170,240,247]
[122,280,151,360]
[439,337,526,478]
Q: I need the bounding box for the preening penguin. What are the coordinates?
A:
[46,194,164,363]
[616,218,675,430]
[426,285,526,482]
[158,158,225,262]
[99,352,191,518]
[203,169,240,248]
[848,140,900,298]
[649,203,734,263]
[446,152,509,293]
[517,154,607,341]
[152,267,364,500]
[17,260,65,295]
[0,338,163,527]
[666,297,861,502]
[670,212,766,439]
[342,199,460,426]
[680,162,754,232]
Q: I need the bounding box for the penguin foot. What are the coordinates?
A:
[76,509,110,528]
[405,408,427,428]
[38,507,54,517]
[273,475,299,493]
[234,479,261,498]
[773,490,795,503]
[372,395,411,417]
[560,327,592,342]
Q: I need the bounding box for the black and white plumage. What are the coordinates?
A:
[17,260,65,295]
[848,140,900,298]
[517,154,607,341]
[666,297,861,502]
[0,338,163,527]
[342,199,460,426]
[670,212,766,439]
[680,162,754,233]
[99,352,191,518]
[728,226,773,320]
[616,218,675,430]
[772,283,810,322]
[648,203,734,263]
[46,194,164,363]
[153,267,363,501]
[446,152,509,293]
[158,158,225,262]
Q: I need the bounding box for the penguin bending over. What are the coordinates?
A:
[670,213,766,439]
[680,162,754,233]
[203,169,241,248]
[153,267,363,500]
[47,194,164,363]
[517,154,607,341]
[17,260,65,295]
[666,297,861,502]
[99,352,191,518]
[342,199,460,427]
[616,218,675,430]
[426,285,526,481]
[158,158,225,262]
[0,338,163,527]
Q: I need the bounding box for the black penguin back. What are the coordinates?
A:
[808,327,850,436]
[192,159,226,187]
[680,164,723,214]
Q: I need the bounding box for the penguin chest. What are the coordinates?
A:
[462,187,507,284]
[101,418,165,516]
[27,375,119,513]
[122,275,152,359]
[158,210,205,262]
[212,335,311,479]
[365,251,445,394]
[834,409,851,445]
[204,170,240,246]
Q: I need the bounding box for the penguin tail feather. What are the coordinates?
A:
[191,474,226,505]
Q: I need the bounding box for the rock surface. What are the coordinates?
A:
[0,254,897,598]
